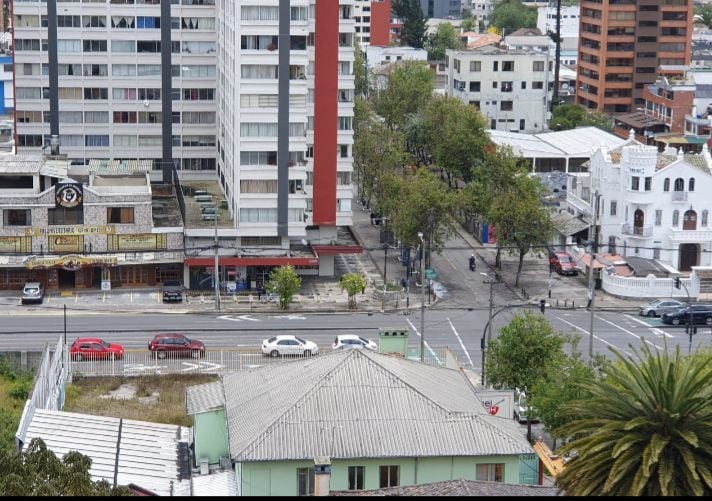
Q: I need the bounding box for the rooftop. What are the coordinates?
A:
[216,349,533,462]
[181,180,234,229]
[488,127,626,159]
[151,183,183,228]
[331,479,562,497]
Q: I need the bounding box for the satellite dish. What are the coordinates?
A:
[143,100,150,107]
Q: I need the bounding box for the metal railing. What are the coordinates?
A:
[621,223,653,237]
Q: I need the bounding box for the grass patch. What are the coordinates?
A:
[64,374,218,428]
[0,359,35,452]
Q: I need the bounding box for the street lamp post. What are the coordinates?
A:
[418,231,425,363]
[214,211,220,311]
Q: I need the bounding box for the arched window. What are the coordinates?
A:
[703,210,709,227]
[683,210,697,230]
[674,178,684,191]
[673,210,680,226]
[663,178,670,191]
[689,178,695,191]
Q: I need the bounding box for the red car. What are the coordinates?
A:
[549,251,578,276]
[70,338,124,361]
[148,333,205,359]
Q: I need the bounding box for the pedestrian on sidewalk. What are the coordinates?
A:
[587,289,593,309]
[361,273,367,294]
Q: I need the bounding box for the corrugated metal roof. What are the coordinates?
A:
[220,350,533,462]
[0,153,45,173]
[332,478,563,496]
[186,381,225,415]
[24,409,190,496]
[191,470,238,496]
[88,159,153,175]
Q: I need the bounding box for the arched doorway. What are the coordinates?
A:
[683,210,697,230]
[679,243,699,271]
[633,209,644,235]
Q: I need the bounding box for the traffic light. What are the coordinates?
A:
[674,277,681,289]
[540,299,546,314]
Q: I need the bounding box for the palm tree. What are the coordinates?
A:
[554,344,712,496]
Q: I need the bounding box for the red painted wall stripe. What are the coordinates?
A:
[312,0,339,226]
[370,0,391,46]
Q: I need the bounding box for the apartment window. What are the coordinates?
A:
[240,151,277,165]
[16,87,42,100]
[501,81,513,92]
[608,236,617,254]
[476,463,504,482]
[631,176,639,191]
[85,111,109,123]
[111,16,135,28]
[644,177,652,191]
[113,88,137,100]
[137,41,161,53]
[689,178,695,192]
[137,16,160,28]
[240,123,277,137]
[673,210,679,226]
[240,94,278,108]
[84,88,108,100]
[113,111,137,123]
[114,135,138,147]
[337,172,351,185]
[521,81,527,89]
[139,112,163,123]
[85,135,110,147]
[502,61,514,71]
[138,64,162,76]
[241,5,279,20]
[493,61,498,71]
[58,87,82,100]
[340,145,349,158]
[500,101,513,111]
[519,119,525,130]
[112,40,136,52]
[610,201,617,216]
[181,158,216,171]
[241,65,278,79]
[4,210,31,226]
[49,207,83,225]
[18,135,43,147]
[338,117,352,130]
[674,178,684,191]
[57,15,81,27]
[533,61,544,71]
[532,81,543,89]
[470,61,481,72]
[138,88,161,100]
[181,17,215,30]
[17,111,43,123]
[379,466,399,488]
[469,81,481,92]
[653,247,661,259]
[83,40,107,52]
[83,64,108,77]
[182,88,214,101]
[57,39,82,52]
[182,112,215,124]
[663,178,670,191]
[107,207,134,224]
[82,15,106,27]
[655,210,662,226]
[296,466,314,496]
[490,119,496,129]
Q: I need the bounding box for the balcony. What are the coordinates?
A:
[669,228,712,241]
[671,191,688,202]
[621,223,653,237]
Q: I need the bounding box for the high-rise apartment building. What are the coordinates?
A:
[577,0,693,114]
[353,0,391,47]
[11,0,356,279]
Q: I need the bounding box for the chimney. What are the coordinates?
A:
[313,456,331,496]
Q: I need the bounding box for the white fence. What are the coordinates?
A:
[68,347,455,378]
[602,272,699,300]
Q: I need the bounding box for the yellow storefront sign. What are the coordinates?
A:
[23,254,118,270]
[49,235,83,253]
[107,233,167,251]
[24,225,116,237]
[0,236,32,253]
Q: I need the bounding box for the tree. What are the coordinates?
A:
[485,311,570,392]
[339,273,367,310]
[0,437,132,496]
[265,265,302,310]
[373,60,434,129]
[354,40,368,98]
[487,170,553,286]
[490,0,537,35]
[555,344,712,496]
[551,104,613,132]
[696,3,712,29]
[426,22,464,61]
[393,0,426,49]
[460,10,477,33]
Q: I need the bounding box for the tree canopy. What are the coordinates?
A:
[555,345,712,496]
[373,60,434,129]
[393,0,427,48]
[266,265,302,310]
[695,3,712,29]
[426,22,464,61]
[551,104,613,132]
[490,0,537,35]
[0,437,133,496]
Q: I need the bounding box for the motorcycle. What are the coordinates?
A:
[469,257,476,271]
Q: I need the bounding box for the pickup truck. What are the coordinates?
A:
[161,280,184,302]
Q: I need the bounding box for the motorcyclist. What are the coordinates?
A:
[469,254,476,270]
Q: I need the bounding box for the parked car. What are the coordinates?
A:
[549,251,578,276]
[148,333,205,358]
[161,280,184,302]
[639,299,686,318]
[261,335,319,357]
[661,304,712,326]
[513,388,539,424]
[21,282,45,304]
[70,338,124,361]
[332,334,378,351]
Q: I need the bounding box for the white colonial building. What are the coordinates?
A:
[567,135,712,274]
[445,46,553,133]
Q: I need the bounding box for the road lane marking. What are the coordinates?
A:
[652,328,673,339]
[404,317,442,365]
[447,317,473,367]
[596,315,663,350]
[555,316,632,357]
[624,314,652,326]
[442,252,458,271]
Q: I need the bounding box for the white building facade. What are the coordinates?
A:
[364,45,427,69]
[569,139,712,273]
[445,47,553,133]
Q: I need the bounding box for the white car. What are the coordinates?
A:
[261,335,319,357]
[332,334,378,351]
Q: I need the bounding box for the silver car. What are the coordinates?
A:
[21,282,45,304]
[639,299,685,318]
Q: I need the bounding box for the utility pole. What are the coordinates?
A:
[552,0,562,108]
[214,212,220,311]
[587,191,600,361]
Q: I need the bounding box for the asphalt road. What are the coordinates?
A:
[3,308,710,376]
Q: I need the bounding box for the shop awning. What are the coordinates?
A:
[185,256,319,267]
[654,135,709,145]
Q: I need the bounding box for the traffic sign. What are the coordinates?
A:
[424,268,437,280]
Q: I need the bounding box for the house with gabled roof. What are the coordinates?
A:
[185,349,539,496]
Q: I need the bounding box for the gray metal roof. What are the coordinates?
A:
[331,479,563,496]
[186,381,225,415]
[191,470,238,496]
[219,350,533,462]
[88,159,153,175]
[24,409,191,496]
